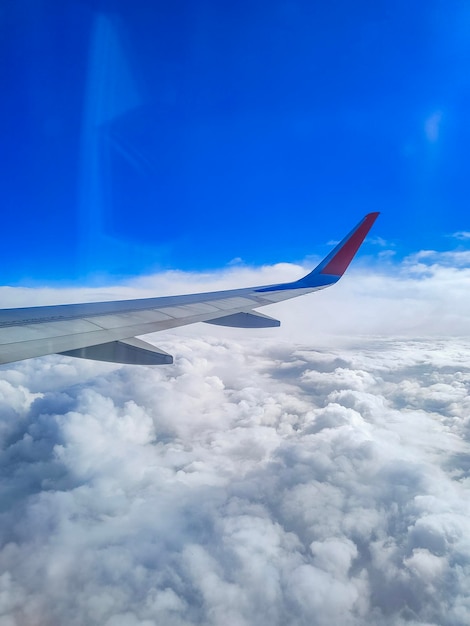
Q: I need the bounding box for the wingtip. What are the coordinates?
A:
[318,212,379,276]
[293,212,380,288]
[364,211,380,225]
[256,212,380,293]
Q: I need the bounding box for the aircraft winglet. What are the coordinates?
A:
[255,212,379,293]
[316,212,380,276]
[292,211,379,289]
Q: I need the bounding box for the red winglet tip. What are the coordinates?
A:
[320,212,379,276]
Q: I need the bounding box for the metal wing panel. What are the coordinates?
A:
[0,319,103,344]
[85,310,174,329]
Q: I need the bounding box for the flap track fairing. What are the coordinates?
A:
[204,311,280,328]
[59,337,173,365]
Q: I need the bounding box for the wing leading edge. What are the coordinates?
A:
[0,212,379,365]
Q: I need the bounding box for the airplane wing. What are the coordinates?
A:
[0,212,379,366]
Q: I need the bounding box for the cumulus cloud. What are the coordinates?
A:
[0,253,469,624]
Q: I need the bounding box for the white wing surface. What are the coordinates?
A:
[0,213,379,365]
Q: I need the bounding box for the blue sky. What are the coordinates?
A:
[2,0,470,284]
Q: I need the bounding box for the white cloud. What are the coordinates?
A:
[0,254,469,624]
[451,231,470,241]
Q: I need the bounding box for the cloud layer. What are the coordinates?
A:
[0,255,469,625]
[0,334,469,625]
